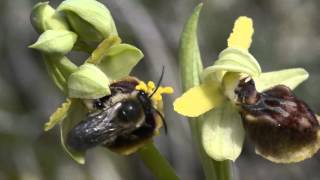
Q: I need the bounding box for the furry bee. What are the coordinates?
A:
[234,78,320,162]
[66,76,169,155]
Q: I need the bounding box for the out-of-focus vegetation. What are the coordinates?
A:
[0,0,320,179]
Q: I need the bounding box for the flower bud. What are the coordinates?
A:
[236,78,320,163]
[57,0,118,45]
[30,2,69,33]
[29,30,77,55]
[68,64,111,99]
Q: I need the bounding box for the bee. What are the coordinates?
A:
[66,72,169,155]
[234,78,320,162]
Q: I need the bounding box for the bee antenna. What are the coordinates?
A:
[153,107,168,134]
[149,66,165,98]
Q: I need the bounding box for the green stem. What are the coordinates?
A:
[42,54,78,94]
[138,143,179,180]
[215,160,232,180]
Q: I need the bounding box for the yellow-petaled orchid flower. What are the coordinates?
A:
[174,16,320,163]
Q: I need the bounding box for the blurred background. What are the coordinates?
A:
[1,0,320,179]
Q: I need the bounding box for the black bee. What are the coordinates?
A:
[235,78,320,162]
[66,76,167,155]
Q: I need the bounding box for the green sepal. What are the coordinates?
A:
[60,99,87,164]
[58,0,118,44]
[253,68,309,92]
[201,48,261,82]
[29,30,77,55]
[44,99,71,131]
[30,2,69,33]
[68,64,111,99]
[96,44,144,80]
[202,102,245,161]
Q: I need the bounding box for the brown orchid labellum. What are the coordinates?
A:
[235,78,320,163]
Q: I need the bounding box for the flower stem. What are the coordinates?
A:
[138,142,179,180]
[215,160,232,180]
[43,54,77,93]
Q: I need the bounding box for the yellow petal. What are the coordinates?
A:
[173,82,223,117]
[227,16,254,50]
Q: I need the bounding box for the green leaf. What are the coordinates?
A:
[68,64,111,99]
[253,68,309,92]
[179,3,224,180]
[44,99,71,131]
[29,30,77,55]
[201,48,261,82]
[60,99,87,164]
[30,2,69,33]
[179,4,203,90]
[202,102,245,161]
[58,0,118,43]
[97,44,144,80]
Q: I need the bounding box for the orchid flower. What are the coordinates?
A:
[174,16,320,163]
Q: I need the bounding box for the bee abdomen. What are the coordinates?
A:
[66,112,115,151]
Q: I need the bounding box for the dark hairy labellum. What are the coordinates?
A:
[235,78,320,163]
[66,77,163,155]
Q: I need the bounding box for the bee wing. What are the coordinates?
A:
[66,103,131,151]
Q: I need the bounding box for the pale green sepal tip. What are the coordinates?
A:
[201,48,261,82]
[29,30,77,55]
[57,0,118,43]
[68,64,111,99]
[30,2,69,33]
[97,44,144,80]
[44,99,71,131]
[202,102,245,161]
[254,68,309,92]
[60,99,87,164]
